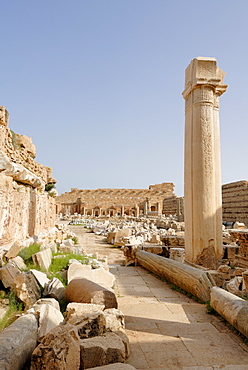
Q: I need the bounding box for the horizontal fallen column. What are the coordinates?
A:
[210,286,248,338]
[0,314,38,370]
[136,250,212,302]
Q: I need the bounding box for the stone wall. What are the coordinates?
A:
[0,106,56,248]
[162,196,184,220]
[56,183,175,217]
[222,180,248,226]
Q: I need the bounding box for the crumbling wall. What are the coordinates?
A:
[222,181,248,226]
[0,106,56,248]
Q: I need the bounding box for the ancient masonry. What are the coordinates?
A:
[222,180,248,226]
[0,106,56,248]
[56,183,176,217]
[182,57,227,268]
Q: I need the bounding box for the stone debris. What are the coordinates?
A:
[104,308,125,332]
[30,269,50,288]
[32,248,52,270]
[15,271,41,309]
[43,277,65,301]
[0,262,22,288]
[65,278,118,309]
[30,324,80,370]
[66,302,106,339]
[0,314,38,370]
[80,332,126,369]
[67,262,115,289]
[36,301,65,341]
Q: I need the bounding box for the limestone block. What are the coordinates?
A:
[226,276,243,297]
[30,324,80,370]
[43,277,65,301]
[68,263,115,289]
[33,298,61,312]
[0,262,22,289]
[4,161,45,189]
[114,330,130,358]
[233,222,246,229]
[64,238,74,247]
[88,364,136,370]
[37,303,64,340]
[225,245,239,259]
[10,256,27,270]
[114,229,131,246]
[15,271,41,309]
[0,314,38,370]
[66,302,106,338]
[169,247,185,263]
[65,278,118,309]
[242,270,248,293]
[5,240,23,259]
[80,332,126,369]
[32,248,52,270]
[104,308,125,332]
[30,269,50,288]
[150,234,161,244]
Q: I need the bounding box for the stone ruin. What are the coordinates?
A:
[1,58,248,368]
[56,182,176,218]
[0,105,57,251]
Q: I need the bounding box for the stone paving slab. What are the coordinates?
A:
[111,265,248,370]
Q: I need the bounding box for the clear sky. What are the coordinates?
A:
[1,1,248,196]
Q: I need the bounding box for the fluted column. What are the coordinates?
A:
[182,57,227,268]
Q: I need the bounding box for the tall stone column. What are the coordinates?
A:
[182,57,227,268]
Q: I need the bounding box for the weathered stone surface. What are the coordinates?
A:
[210,286,248,338]
[136,250,212,302]
[30,269,50,288]
[226,276,243,297]
[5,240,23,259]
[37,302,65,340]
[43,277,65,301]
[15,271,41,309]
[114,330,130,358]
[242,270,248,294]
[33,297,61,311]
[169,247,185,263]
[32,248,52,270]
[10,255,27,270]
[68,263,115,289]
[104,308,125,332]
[183,58,227,268]
[0,262,22,288]
[80,332,126,369]
[65,278,118,309]
[0,314,38,370]
[66,302,106,339]
[30,324,80,370]
[88,364,136,370]
[207,270,226,287]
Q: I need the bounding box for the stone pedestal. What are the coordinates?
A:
[182,57,227,268]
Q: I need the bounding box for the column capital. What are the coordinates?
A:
[182,57,228,99]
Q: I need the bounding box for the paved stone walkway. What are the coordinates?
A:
[110,265,248,370]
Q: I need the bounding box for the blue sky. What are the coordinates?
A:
[1,1,248,196]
